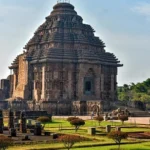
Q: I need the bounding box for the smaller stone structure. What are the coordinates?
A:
[88,127,96,135]
[9,128,16,137]
[34,123,42,136]
[0,110,3,133]
[8,109,14,129]
[106,125,111,133]
[0,79,10,99]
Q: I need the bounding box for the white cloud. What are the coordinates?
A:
[131,2,150,20]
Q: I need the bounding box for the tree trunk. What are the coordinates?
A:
[118,143,120,150]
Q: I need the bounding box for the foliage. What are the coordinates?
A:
[94,116,104,126]
[59,134,81,150]
[37,116,51,129]
[0,135,13,150]
[118,115,128,125]
[108,131,128,150]
[67,117,79,122]
[118,78,150,103]
[70,118,85,132]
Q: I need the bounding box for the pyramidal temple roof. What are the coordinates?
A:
[10,2,123,69]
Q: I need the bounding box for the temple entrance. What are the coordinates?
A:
[91,105,100,116]
[85,81,92,92]
[84,68,95,95]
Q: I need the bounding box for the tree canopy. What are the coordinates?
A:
[118,78,150,103]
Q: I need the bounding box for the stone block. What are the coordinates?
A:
[106,125,111,133]
[116,127,121,132]
[88,127,96,135]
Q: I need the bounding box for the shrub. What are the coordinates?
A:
[118,115,128,125]
[37,116,51,129]
[70,118,85,132]
[94,116,104,126]
[59,134,81,150]
[0,135,13,150]
[67,117,79,122]
[108,131,128,150]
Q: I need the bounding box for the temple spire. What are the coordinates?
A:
[57,0,70,3]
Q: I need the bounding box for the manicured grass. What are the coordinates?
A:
[8,141,150,150]
[122,127,150,132]
[44,118,126,129]
[5,118,150,150]
[74,142,150,150]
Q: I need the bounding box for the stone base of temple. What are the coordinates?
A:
[4,99,111,116]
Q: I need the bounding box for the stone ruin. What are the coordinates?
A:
[104,108,130,120]
[0,110,51,138]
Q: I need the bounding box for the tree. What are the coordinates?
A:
[59,135,81,150]
[108,131,128,150]
[118,115,128,125]
[67,117,79,122]
[37,116,51,129]
[0,135,13,150]
[70,118,85,132]
[123,84,129,92]
[94,116,104,126]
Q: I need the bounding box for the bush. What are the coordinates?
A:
[67,117,79,122]
[108,131,128,150]
[37,116,51,129]
[118,115,128,125]
[94,116,104,126]
[0,135,13,150]
[59,134,81,150]
[70,118,85,132]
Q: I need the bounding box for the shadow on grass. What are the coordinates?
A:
[48,121,62,124]
[110,149,148,150]
[130,149,149,150]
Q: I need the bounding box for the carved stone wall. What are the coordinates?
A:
[12,54,29,99]
[7,2,122,114]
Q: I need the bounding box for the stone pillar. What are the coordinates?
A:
[13,74,17,96]
[106,125,111,133]
[68,71,72,99]
[41,66,45,99]
[0,110,3,133]
[8,109,14,129]
[78,64,84,100]
[20,111,27,133]
[101,74,104,92]
[95,77,101,99]
[116,127,121,132]
[24,60,28,85]
[111,74,115,92]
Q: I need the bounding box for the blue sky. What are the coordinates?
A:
[0,0,150,86]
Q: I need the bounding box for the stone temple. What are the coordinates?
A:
[1,2,123,115]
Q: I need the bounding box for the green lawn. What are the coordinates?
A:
[8,142,150,150]
[44,118,128,129]
[5,118,150,150]
[74,142,150,150]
